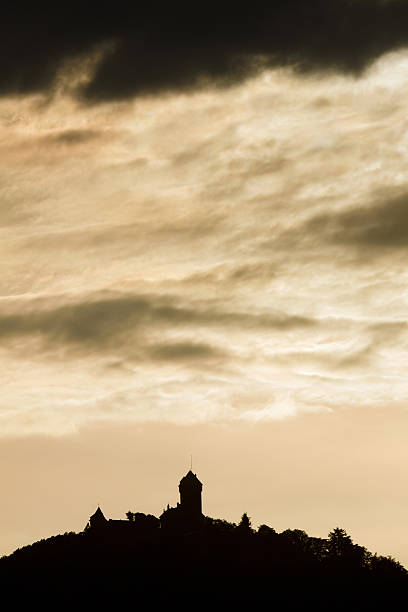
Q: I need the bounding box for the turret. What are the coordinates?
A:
[88,506,107,529]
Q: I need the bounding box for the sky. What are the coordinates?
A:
[2,1,408,563]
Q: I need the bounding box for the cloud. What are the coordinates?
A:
[2,43,408,437]
[305,190,408,250]
[4,2,408,102]
[0,292,315,356]
[266,188,408,258]
[149,341,222,361]
[181,262,277,287]
[45,129,104,145]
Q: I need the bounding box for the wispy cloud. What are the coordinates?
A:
[2,50,408,434]
[0,291,314,355]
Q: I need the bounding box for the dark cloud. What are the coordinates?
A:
[0,292,314,354]
[3,1,408,102]
[46,129,104,145]
[268,190,408,255]
[149,341,222,361]
[306,191,408,250]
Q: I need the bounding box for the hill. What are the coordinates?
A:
[1,515,406,610]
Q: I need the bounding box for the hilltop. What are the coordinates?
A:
[1,517,406,609]
[1,470,406,608]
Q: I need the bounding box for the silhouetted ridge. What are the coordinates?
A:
[1,471,406,609]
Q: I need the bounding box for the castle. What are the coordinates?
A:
[86,470,204,534]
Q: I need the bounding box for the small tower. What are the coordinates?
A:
[179,470,203,516]
[89,506,107,529]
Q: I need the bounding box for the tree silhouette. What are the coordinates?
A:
[327,527,354,557]
[237,513,253,533]
[326,527,370,571]
[257,524,276,536]
[370,554,407,577]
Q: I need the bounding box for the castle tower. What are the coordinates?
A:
[179,470,203,516]
[87,506,107,530]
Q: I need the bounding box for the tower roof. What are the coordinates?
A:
[179,470,202,488]
[90,506,106,521]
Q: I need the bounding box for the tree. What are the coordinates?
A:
[326,527,369,570]
[281,529,309,549]
[237,513,253,533]
[327,527,353,557]
[257,524,276,536]
[370,554,407,577]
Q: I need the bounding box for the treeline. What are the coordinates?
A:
[225,514,406,576]
[1,514,406,608]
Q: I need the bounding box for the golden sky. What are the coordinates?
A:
[2,35,408,562]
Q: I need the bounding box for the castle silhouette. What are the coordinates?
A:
[86,470,204,534]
